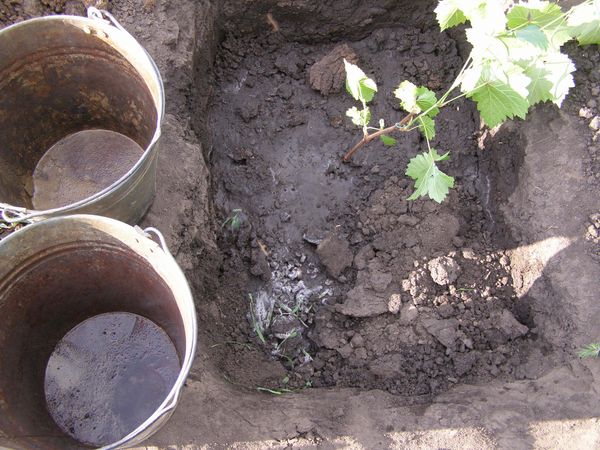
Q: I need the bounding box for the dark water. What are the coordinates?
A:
[44,312,180,447]
[32,129,143,210]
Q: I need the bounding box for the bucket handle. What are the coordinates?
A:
[0,203,34,227]
[141,226,170,253]
[87,7,128,33]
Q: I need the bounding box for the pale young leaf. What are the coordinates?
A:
[344,60,378,102]
[394,80,420,114]
[346,106,371,127]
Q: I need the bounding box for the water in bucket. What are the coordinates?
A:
[44,312,180,447]
[32,130,144,210]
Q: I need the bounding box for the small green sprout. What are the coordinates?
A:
[578,343,600,359]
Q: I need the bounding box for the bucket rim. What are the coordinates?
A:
[0,14,165,223]
[0,214,197,449]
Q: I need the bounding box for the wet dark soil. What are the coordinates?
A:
[197,11,552,396]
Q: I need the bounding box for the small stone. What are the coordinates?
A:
[588,99,598,109]
[333,408,345,418]
[370,269,393,292]
[337,343,353,359]
[437,303,454,318]
[397,215,420,226]
[355,347,368,359]
[350,333,365,348]
[580,107,594,119]
[275,50,304,79]
[303,227,326,245]
[401,279,411,292]
[316,233,353,277]
[462,337,473,349]
[422,318,459,350]
[428,256,461,286]
[452,236,465,247]
[354,245,375,270]
[590,116,600,131]
[277,84,293,100]
[388,293,402,314]
[499,255,510,267]
[399,303,419,325]
[493,309,529,339]
[462,248,476,260]
[336,285,389,318]
[237,100,259,122]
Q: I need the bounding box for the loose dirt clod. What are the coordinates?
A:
[428,256,461,286]
[309,44,358,96]
[316,233,353,277]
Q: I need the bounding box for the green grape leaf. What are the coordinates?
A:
[415,87,440,117]
[435,0,468,31]
[346,106,371,127]
[380,135,397,146]
[507,2,564,29]
[519,60,554,106]
[507,2,570,48]
[463,62,530,127]
[406,149,454,203]
[471,81,530,127]
[344,59,378,102]
[568,1,600,46]
[418,116,436,140]
[515,25,549,50]
[359,77,378,103]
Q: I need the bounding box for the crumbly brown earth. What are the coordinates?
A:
[1,1,600,449]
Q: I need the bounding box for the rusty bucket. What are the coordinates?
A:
[0,9,164,225]
[0,215,197,449]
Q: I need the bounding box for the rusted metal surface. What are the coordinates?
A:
[0,15,164,224]
[0,215,197,449]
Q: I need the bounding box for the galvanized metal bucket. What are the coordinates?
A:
[0,215,197,449]
[0,9,164,225]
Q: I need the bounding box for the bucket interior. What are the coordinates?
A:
[0,227,186,448]
[0,18,159,209]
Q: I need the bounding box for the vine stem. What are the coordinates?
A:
[343,113,414,162]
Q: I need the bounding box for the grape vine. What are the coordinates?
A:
[343,0,600,203]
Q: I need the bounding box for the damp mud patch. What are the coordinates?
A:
[188,0,600,400]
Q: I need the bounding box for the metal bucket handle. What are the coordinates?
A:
[97,225,189,450]
[0,7,161,227]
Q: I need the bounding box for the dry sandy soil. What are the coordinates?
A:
[1,0,600,448]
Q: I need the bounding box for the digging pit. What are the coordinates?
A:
[2,0,600,448]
